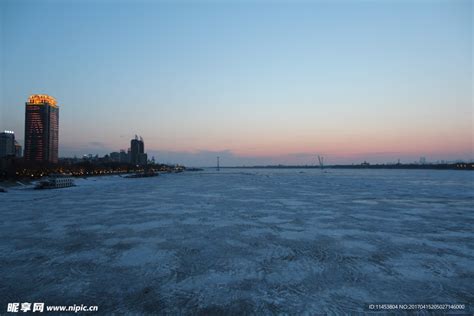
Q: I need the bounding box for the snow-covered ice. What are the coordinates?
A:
[0,169,473,314]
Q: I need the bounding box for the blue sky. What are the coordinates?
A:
[1,0,472,166]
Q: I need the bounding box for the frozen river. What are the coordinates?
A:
[1,169,473,314]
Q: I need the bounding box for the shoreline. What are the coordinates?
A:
[0,169,189,189]
[218,163,473,171]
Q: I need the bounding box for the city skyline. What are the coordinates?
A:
[1,0,472,166]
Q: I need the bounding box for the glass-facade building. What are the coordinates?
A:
[0,131,16,158]
[24,94,59,163]
[130,136,146,166]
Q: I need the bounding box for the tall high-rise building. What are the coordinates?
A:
[24,94,59,163]
[130,135,147,166]
[0,131,16,158]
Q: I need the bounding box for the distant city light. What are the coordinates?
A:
[3,130,14,134]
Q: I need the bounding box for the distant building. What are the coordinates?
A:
[82,154,99,161]
[14,141,22,157]
[119,149,129,163]
[0,131,16,158]
[24,94,59,163]
[109,152,120,162]
[138,153,148,166]
[130,135,146,166]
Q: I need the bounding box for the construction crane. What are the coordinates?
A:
[317,155,324,170]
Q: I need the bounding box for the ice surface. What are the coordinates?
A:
[0,169,473,314]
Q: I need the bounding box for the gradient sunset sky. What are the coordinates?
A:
[1,0,472,166]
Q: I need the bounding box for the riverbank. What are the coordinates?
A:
[0,168,193,189]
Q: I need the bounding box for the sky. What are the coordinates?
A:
[1,0,472,166]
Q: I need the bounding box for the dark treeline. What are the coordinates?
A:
[223,163,473,171]
[330,163,473,170]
